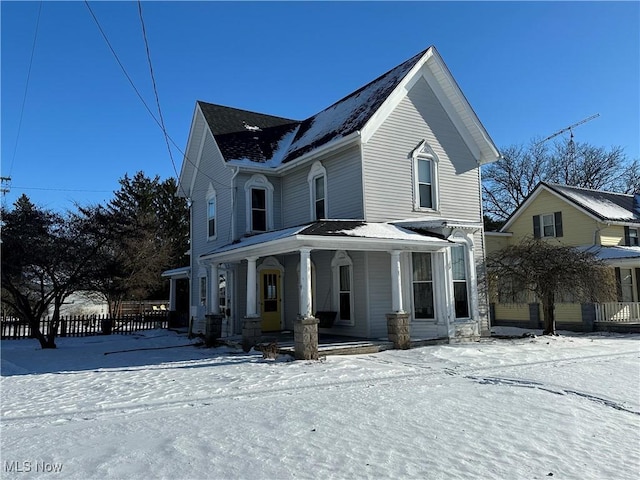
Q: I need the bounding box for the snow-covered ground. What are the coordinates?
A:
[1,328,639,480]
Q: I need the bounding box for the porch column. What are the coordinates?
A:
[246,256,258,317]
[299,248,313,318]
[209,263,219,314]
[168,278,177,311]
[295,247,318,360]
[242,256,261,352]
[390,250,404,313]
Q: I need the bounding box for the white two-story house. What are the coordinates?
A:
[165,46,500,355]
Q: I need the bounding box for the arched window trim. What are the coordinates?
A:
[244,174,274,233]
[410,140,440,212]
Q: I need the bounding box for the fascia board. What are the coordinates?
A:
[360,48,434,144]
[178,104,202,197]
[500,184,606,233]
[200,233,451,264]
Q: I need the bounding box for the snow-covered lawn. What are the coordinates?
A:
[1,329,639,480]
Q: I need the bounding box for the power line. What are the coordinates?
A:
[83,0,231,193]
[137,0,184,197]
[8,0,43,179]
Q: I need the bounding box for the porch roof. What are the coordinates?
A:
[200,220,453,263]
[581,245,640,267]
[161,266,191,279]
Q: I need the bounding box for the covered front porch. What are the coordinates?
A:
[195,220,481,359]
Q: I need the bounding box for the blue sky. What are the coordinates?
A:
[2,1,639,211]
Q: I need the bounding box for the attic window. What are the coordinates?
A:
[307,161,328,221]
[533,212,563,238]
[411,141,439,211]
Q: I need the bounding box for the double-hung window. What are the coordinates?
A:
[625,226,639,247]
[451,246,469,318]
[199,276,207,307]
[245,174,274,233]
[207,196,216,239]
[412,252,434,319]
[332,251,354,325]
[533,212,563,238]
[251,188,267,232]
[308,161,328,221]
[412,142,438,211]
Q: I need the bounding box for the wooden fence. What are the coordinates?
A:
[1,312,169,340]
[595,302,640,323]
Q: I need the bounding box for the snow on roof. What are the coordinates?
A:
[199,48,428,167]
[330,223,449,242]
[580,245,640,261]
[282,50,426,162]
[547,184,639,223]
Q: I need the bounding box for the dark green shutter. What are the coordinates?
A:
[615,267,623,301]
[533,215,541,238]
[554,211,563,237]
[624,226,630,246]
[635,268,640,302]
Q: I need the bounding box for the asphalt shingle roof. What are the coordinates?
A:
[197,47,430,165]
[545,183,640,224]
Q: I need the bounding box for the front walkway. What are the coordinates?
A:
[232,331,448,357]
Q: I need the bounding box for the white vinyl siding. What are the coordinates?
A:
[362,76,479,222]
[282,144,363,227]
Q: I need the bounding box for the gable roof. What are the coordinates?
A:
[501,182,640,232]
[189,46,499,174]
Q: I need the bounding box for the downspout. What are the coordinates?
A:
[593,222,610,246]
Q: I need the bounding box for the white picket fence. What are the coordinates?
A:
[595,302,640,323]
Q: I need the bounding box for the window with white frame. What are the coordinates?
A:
[451,245,470,318]
[412,252,434,319]
[244,174,274,233]
[199,276,207,307]
[332,251,354,325]
[625,226,639,247]
[207,196,216,239]
[533,212,563,238]
[251,188,267,231]
[307,161,327,221]
[620,268,634,302]
[412,142,439,211]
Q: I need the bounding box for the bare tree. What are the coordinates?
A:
[1,196,102,348]
[487,238,616,335]
[483,138,640,223]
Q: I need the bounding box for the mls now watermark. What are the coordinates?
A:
[4,461,64,474]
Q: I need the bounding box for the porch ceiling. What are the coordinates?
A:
[200,220,453,263]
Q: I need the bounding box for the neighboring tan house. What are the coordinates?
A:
[486,182,640,329]
[164,46,500,357]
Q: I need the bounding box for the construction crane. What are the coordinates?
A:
[537,114,600,160]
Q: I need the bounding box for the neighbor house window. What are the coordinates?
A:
[244,174,274,233]
[412,252,434,319]
[618,268,634,302]
[533,212,563,238]
[207,196,216,239]
[307,161,328,221]
[625,226,639,247]
[332,251,354,325]
[412,141,439,211]
[451,245,469,318]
